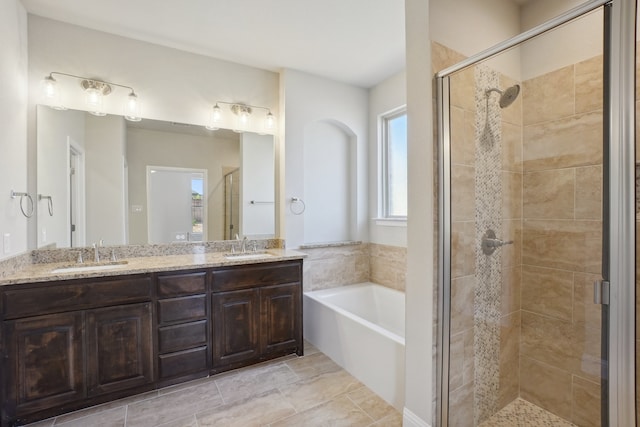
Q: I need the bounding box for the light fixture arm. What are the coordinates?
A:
[48,72,137,95]
[214,100,272,116]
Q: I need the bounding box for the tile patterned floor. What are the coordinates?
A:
[24,343,402,427]
[479,398,577,427]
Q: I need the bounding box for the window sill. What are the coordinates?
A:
[373,218,407,227]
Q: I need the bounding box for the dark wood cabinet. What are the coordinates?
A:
[156,271,209,385]
[211,261,303,372]
[4,312,84,419]
[86,303,153,397]
[212,289,260,368]
[0,259,302,426]
[260,283,302,356]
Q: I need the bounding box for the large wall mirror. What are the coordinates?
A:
[36,105,275,249]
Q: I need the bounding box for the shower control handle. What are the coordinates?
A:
[481,229,513,255]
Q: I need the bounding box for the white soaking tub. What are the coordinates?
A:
[303,282,405,410]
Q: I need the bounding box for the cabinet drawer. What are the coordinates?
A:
[211,261,301,292]
[158,346,208,379]
[158,320,207,353]
[3,276,152,319]
[157,272,206,298]
[157,295,206,324]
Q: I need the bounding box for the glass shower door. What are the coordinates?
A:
[437,4,614,426]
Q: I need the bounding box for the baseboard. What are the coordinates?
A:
[403,407,431,427]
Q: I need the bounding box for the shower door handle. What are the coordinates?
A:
[593,280,610,305]
[481,229,513,255]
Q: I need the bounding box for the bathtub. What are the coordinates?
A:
[303,283,405,410]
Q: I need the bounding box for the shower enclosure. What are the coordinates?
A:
[436,1,636,426]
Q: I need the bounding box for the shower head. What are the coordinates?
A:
[485,84,520,108]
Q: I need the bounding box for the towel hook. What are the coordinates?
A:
[10,190,34,218]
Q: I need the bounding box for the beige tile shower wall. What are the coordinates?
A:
[498,72,523,413]
[301,244,369,292]
[521,55,603,427]
[433,41,524,424]
[434,42,477,425]
[369,243,407,292]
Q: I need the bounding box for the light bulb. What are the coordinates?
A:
[124,92,141,122]
[85,87,105,116]
[206,104,221,130]
[233,105,251,133]
[264,112,276,132]
[40,75,65,110]
[212,104,222,123]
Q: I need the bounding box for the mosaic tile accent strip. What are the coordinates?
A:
[478,398,576,427]
[473,65,503,425]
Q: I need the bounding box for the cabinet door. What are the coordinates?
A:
[86,303,153,397]
[5,312,84,417]
[212,289,259,368]
[260,283,302,355]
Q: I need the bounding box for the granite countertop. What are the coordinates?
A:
[0,249,306,286]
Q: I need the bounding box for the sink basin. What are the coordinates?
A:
[224,252,274,260]
[51,261,129,274]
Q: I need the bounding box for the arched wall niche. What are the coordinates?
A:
[302,119,357,244]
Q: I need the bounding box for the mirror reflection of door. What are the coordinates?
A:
[68,142,85,248]
[224,168,240,240]
[146,166,207,244]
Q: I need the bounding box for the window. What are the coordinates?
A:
[381,108,407,219]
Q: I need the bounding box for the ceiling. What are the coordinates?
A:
[20,0,406,88]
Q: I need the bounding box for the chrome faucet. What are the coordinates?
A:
[92,239,103,263]
[92,243,100,263]
[241,236,248,253]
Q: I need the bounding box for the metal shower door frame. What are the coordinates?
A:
[434,1,636,426]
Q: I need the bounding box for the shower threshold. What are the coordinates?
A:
[479,398,577,427]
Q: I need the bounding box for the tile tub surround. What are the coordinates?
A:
[369,243,407,292]
[23,343,402,427]
[301,242,407,292]
[0,248,305,286]
[301,243,370,292]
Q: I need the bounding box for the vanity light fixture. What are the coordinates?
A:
[40,75,65,110]
[209,101,276,134]
[41,72,142,121]
[231,104,251,133]
[205,103,222,130]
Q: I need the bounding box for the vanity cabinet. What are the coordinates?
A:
[4,312,85,418]
[0,258,303,427]
[1,275,153,426]
[86,303,154,397]
[156,271,209,385]
[211,261,303,372]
